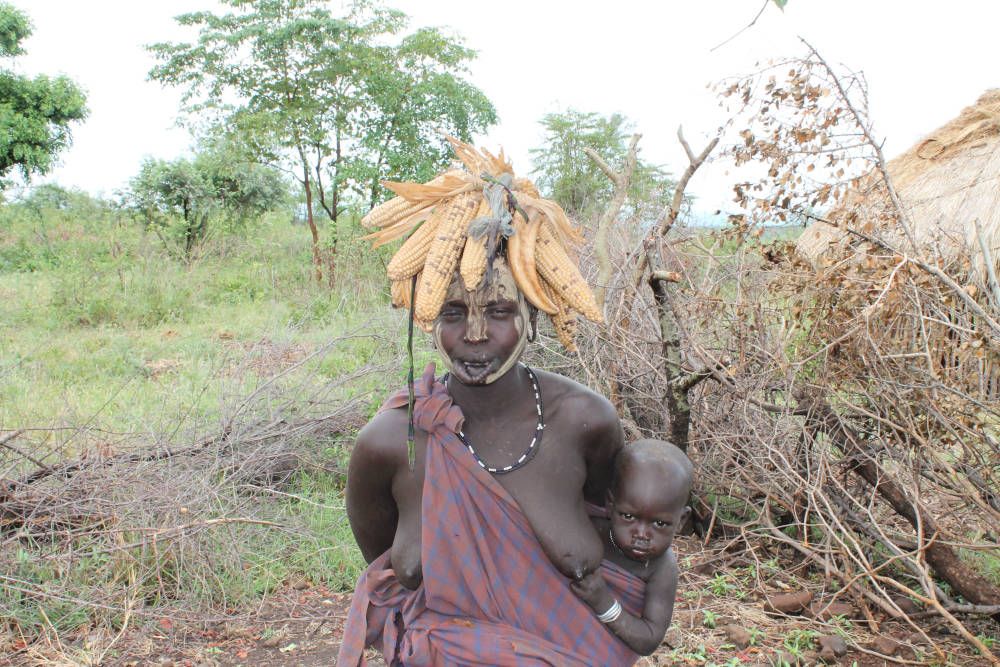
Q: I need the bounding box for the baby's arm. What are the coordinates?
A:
[570,549,678,656]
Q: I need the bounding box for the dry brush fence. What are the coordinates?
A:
[538,47,999,662]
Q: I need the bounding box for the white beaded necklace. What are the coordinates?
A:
[451,363,544,475]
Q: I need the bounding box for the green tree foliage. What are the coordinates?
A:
[356,25,497,208]
[0,3,87,183]
[126,148,287,260]
[148,0,496,282]
[128,158,214,259]
[530,110,673,223]
[197,140,290,227]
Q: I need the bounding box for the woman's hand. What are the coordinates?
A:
[570,571,615,614]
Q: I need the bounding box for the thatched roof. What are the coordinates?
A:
[796,89,1000,275]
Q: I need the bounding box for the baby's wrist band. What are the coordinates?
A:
[597,599,622,623]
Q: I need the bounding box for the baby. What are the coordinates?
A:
[571,439,693,656]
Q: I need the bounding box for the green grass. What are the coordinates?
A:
[0,200,415,434]
[959,547,1000,588]
[0,196,418,638]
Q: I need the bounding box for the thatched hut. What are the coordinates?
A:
[796,89,1000,277]
[793,90,1000,398]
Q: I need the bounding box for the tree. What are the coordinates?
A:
[356,26,496,209]
[0,3,87,184]
[148,0,496,283]
[197,139,290,228]
[128,158,214,259]
[529,110,672,224]
[126,148,287,260]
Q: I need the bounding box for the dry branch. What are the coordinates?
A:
[641,129,720,451]
[976,218,1000,311]
[797,389,1000,608]
[585,133,640,308]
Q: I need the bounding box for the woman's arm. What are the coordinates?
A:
[570,550,678,656]
[345,413,402,563]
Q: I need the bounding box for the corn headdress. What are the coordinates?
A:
[362,136,603,352]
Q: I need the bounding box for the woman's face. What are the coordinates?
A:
[432,260,529,385]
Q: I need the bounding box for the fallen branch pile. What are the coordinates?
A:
[0,333,390,646]
[538,48,999,662]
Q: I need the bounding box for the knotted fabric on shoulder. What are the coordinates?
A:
[338,363,643,666]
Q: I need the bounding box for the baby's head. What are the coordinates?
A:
[607,439,693,562]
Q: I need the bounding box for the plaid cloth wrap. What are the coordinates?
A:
[339,363,643,666]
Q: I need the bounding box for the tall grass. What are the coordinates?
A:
[0,197,403,432]
[0,195,425,643]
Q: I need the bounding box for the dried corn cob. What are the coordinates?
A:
[383,170,477,203]
[387,212,443,281]
[459,199,491,290]
[391,275,434,335]
[361,205,436,248]
[552,305,579,351]
[391,275,412,309]
[507,211,557,314]
[364,170,461,229]
[446,136,489,175]
[512,177,541,198]
[367,199,434,231]
[415,192,480,322]
[361,196,412,229]
[479,146,512,175]
[391,272,422,308]
[535,222,603,322]
[516,192,583,244]
[540,279,578,351]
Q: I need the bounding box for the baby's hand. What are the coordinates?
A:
[570,571,614,614]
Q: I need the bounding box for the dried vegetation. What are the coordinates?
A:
[543,44,999,664]
[0,333,397,662]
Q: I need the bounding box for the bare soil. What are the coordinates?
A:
[3,537,992,666]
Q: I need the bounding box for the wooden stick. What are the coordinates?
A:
[584,133,640,308]
[975,218,1000,311]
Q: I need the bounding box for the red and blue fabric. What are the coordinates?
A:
[338,364,643,666]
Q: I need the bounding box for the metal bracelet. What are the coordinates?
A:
[596,599,622,624]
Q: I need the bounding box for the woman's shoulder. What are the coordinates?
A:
[532,368,619,427]
[353,406,410,467]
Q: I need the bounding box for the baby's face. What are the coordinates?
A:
[608,469,688,562]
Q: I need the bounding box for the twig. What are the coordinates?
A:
[975,218,1000,311]
[95,590,135,665]
[801,38,919,253]
[585,133,640,308]
[0,573,259,622]
[0,430,44,469]
[797,208,1000,340]
[631,128,719,287]
[14,401,364,489]
[0,430,24,447]
[710,0,770,52]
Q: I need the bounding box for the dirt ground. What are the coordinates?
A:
[3,537,992,666]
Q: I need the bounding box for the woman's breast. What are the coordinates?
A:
[502,464,605,580]
[390,476,424,590]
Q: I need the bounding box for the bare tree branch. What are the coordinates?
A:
[585,134,641,308]
[976,218,1000,312]
[710,0,771,53]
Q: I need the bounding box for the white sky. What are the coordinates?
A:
[12,0,1000,212]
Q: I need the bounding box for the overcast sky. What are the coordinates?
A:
[12,0,1000,212]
